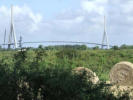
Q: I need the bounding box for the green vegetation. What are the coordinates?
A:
[0,45,133,99]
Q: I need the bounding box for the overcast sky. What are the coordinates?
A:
[0,0,133,46]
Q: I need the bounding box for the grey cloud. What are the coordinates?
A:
[1,0,133,47]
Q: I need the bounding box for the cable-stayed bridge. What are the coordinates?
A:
[1,6,111,49]
[23,41,112,47]
[0,40,113,48]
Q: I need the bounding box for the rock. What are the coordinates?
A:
[110,61,133,86]
[105,81,111,84]
[105,85,133,99]
[72,67,99,84]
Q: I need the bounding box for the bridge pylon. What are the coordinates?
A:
[8,5,18,49]
[101,16,109,49]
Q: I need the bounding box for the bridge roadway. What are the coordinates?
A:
[0,41,113,47]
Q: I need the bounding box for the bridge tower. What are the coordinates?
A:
[18,36,22,48]
[3,28,7,48]
[101,16,109,49]
[8,5,18,49]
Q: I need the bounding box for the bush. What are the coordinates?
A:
[0,48,133,99]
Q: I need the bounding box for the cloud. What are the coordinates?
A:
[79,0,133,45]
[0,0,133,47]
[81,0,107,15]
[0,5,43,45]
[14,5,43,32]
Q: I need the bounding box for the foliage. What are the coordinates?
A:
[120,44,133,49]
[0,48,133,99]
[43,45,88,50]
[93,46,99,50]
[112,45,119,50]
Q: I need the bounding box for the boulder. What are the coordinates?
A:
[72,67,99,84]
[104,85,133,99]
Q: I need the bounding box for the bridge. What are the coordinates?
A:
[0,40,113,48]
[1,6,111,49]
